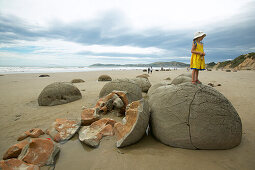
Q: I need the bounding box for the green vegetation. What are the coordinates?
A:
[218,60,231,68]
[230,52,255,68]
[206,62,216,68]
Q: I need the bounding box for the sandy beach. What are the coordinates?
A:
[0,69,255,170]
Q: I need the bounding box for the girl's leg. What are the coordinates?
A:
[196,70,199,81]
[192,69,196,84]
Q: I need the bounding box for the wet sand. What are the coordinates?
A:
[0,69,255,170]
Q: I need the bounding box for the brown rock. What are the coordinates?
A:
[0,158,39,170]
[18,128,45,141]
[46,118,81,143]
[81,108,100,125]
[79,118,116,147]
[114,99,150,147]
[18,138,60,167]
[3,140,29,160]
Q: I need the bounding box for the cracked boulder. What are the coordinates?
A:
[171,75,192,85]
[3,140,29,160]
[114,99,150,147]
[99,79,142,103]
[149,82,242,149]
[46,118,81,143]
[18,138,60,167]
[132,78,151,92]
[0,159,39,170]
[38,82,82,106]
[79,118,116,147]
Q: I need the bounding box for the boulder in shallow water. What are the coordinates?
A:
[149,82,242,149]
[114,99,150,147]
[38,82,82,106]
[46,118,81,143]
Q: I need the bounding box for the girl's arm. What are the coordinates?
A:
[191,42,203,55]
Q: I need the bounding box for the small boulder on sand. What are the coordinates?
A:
[79,118,116,147]
[46,118,81,143]
[3,140,29,160]
[171,75,192,85]
[149,82,242,150]
[136,74,149,79]
[71,79,85,83]
[18,138,60,167]
[0,159,39,170]
[39,74,50,77]
[114,99,150,147]
[38,82,82,106]
[99,79,142,103]
[98,75,112,81]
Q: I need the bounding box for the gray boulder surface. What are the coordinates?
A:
[179,73,192,78]
[38,82,82,106]
[149,82,242,150]
[99,79,142,103]
[171,75,192,85]
[147,81,172,97]
[132,78,151,93]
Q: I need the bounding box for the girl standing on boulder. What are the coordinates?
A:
[190,31,206,84]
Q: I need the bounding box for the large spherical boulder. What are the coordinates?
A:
[38,82,82,106]
[171,75,192,85]
[147,81,172,97]
[98,75,112,81]
[132,78,151,93]
[149,82,242,150]
[99,79,142,103]
[71,79,85,83]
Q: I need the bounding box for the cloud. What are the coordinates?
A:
[0,1,255,66]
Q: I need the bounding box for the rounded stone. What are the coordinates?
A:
[149,82,242,150]
[98,75,112,81]
[38,82,82,106]
[171,75,192,85]
[132,78,151,93]
[147,81,172,97]
[99,79,142,103]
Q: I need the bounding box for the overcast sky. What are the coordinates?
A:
[0,0,255,66]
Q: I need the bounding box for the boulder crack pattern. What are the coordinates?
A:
[187,86,205,149]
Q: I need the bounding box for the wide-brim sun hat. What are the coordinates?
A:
[193,31,206,40]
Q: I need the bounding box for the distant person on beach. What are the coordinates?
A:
[190,31,206,84]
[148,67,150,74]
[150,66,153,74]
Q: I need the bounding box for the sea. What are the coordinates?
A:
[0,66,178,74]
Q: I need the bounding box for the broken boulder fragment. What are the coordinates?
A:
[46,118,81,143]
[3,140,29,160]
[81,108,100,126]
[114,99,150,147]
[18,138,60,167]
[0,158,39,170]
[17,128,45,141]
[79,118,116,147]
